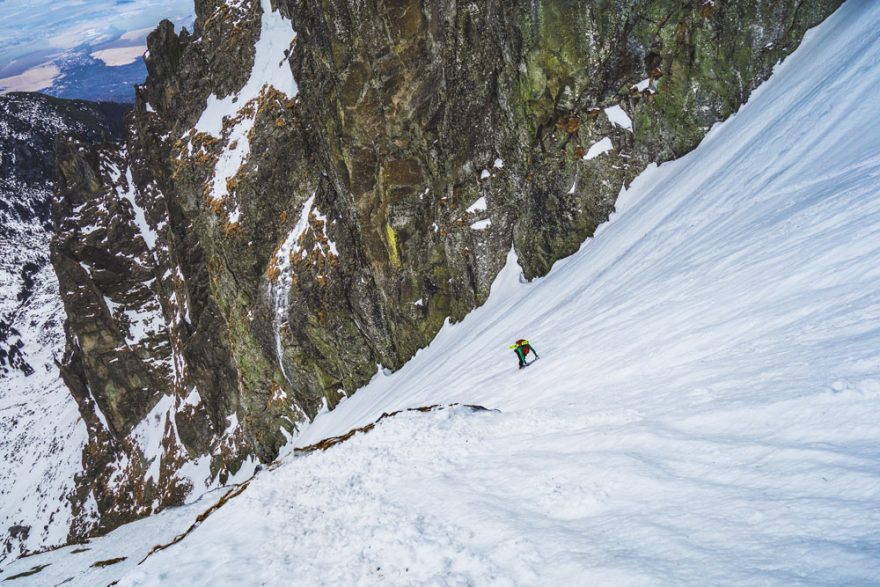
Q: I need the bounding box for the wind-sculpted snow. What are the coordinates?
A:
[5,1,879,584]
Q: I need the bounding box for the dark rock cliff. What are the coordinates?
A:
[50,0,841,540]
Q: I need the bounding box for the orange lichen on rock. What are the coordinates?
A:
[556,116,581,135]
[702,1,714,18]
[223,221,240,237]
[265,258,281,281]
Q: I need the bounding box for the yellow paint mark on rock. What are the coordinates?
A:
[385,223,401,268]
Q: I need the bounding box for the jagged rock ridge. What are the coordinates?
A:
[49,0,841,542]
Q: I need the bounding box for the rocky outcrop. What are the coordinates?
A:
[51,0,842,540]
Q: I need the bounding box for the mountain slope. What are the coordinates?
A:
[0,93,129,560]
[3,1,878,584]
[298,0,880,441]
[127,0,880,582]
[47,0,841,538]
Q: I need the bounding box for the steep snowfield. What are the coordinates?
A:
[4,1,880,584]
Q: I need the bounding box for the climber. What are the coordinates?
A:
[509,339,539,369]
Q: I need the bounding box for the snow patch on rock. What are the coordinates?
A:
[466,196,487,213]
[470,218,491,230]
[604,105,632,131]
[583,137,614,161]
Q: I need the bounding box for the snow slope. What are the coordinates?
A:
[4,1,880,584]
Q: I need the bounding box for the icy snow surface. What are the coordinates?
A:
[270,193,314,384]
[106,161,159,252]
[207,109,257,224]
[6,3,880,584]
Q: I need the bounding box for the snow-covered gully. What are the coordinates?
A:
[3,1,880,585]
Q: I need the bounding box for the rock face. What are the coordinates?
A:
[49,0,841,540]
[0,93,128,559]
